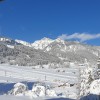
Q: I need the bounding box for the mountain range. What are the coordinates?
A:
[0,37,100,66]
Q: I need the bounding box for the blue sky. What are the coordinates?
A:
[0,0,100,45]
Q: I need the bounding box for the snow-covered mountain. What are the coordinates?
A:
[0,37,61,66]
[32,37,99,63]
[0,36,100,66]
[0,37,21,45]
[31,37,54,49]
[0,37,10,42]
[15,39,32,47]
[0,36,100,100]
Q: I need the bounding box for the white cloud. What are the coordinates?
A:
[58,33,100,42]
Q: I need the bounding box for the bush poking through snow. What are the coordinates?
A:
[31,84,57,97]
[46,89,57,97]
[8,82,57,98]
[8,83,28,96]
[32,85,46,97]
[90,79,100,95]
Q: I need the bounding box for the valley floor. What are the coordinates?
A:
[0,64,80,100]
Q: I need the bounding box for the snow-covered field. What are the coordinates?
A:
[0,64,79,83]
[0,64,100,100]
[0,64,80,100]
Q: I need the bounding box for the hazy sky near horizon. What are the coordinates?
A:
[0,0,100,45]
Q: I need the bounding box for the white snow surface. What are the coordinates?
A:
[15,39,32,47]
[1,63,100,100]
[7,45,14,49]
[0,37,11,42]
[11,83,27,96]
[55,38,65,44]
[0,64,79,99]
[90,79,100,95]
[31,37,54,49]
[9,82,57,99]
[80,64,93,97]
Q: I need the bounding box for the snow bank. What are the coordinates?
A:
[90,79,100,95]
[9,83,27,96]
[8,82,57,99]
[30,84,57,97]
[31,85,46,97]
[46,89,57,97]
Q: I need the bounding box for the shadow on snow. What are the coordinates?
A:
[0,81,35,95]
[47,94,100,100]
[0,82,100,100]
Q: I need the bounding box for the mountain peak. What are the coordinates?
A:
[32,37,53,49]
[0,37,21,45]
[15,39,32,47]
[41,37,53,41]
[55,38,65,44]
[0,37,11,42]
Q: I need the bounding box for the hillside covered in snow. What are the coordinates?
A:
[0,36,100,100]
[0,37,100,66]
